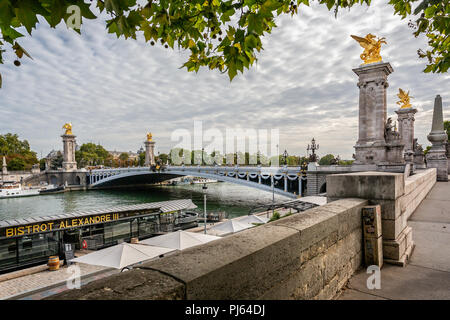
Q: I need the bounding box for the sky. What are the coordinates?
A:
[0,1,449,160]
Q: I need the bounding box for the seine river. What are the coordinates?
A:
[0,183,290,221]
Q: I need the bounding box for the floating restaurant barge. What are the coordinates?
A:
[0,199,198,273]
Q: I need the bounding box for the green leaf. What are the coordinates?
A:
[15,0,39,34]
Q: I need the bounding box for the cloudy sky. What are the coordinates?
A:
[0,0,448,160]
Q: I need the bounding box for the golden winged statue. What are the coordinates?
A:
[146,132,152,141]
[397,88,413,109]
[351,33,387,65]
[62,123,73,135]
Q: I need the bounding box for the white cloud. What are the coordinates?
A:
[0,1,448,160]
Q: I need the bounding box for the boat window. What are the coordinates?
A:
[0,238,17,271]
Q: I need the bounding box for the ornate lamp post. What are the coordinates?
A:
[201,147,204,165]
[282,149,288,166]
[307,138,319,162]
[203,183,208,234]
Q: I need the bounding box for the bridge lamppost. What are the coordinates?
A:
[201,147,204,166]
[283,149,288,166]
[203,183,208,234]
[307,138,319,162]
[270,179,279,218]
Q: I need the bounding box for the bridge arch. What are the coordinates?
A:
[89,169,297,199]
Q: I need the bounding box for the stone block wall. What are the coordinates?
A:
[327,169,436,265]
[49,198,368,300]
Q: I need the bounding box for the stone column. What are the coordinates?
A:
[61,134,77,172]
[144,140,156,166]
[2,156,7,175]
[353,62,393,164]
[426,95,448,181]
[395,107,417,163]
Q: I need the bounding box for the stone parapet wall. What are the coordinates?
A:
[49,198,368,300]
[327,169,436,265]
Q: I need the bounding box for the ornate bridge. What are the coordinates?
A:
[87,165,309,199]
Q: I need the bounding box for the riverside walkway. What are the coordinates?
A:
[338,177,450,300]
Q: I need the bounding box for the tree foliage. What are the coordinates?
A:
[0,133,38,170]
[75,142,111,167]
[318,153,335,165]
[0,0,448,88]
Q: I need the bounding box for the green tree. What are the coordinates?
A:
[157,153,169,164]
[0,0,447,89]
[138,152,145,166]
[7,157,26,171]
[119,152,129,161]
[50,151,63,169]
[318,154,335,165]
[75,143,111,167]
[39,158,46,171]
[0,133,38,169]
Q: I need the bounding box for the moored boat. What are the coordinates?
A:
[0,182,40,199]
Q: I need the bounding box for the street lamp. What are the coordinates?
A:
[203,183,208,234]
[201,147,204,165]
[270,179,279,218]
[283,149,288,166]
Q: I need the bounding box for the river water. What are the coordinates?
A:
[0,183,290,221]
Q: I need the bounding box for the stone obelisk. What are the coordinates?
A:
[2,156,7,175]
[426,95,448,181]
[144,132,156,166]
[61,123,77,172]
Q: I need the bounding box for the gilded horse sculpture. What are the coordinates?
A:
[62,123,73,135]
[351,34,387,65]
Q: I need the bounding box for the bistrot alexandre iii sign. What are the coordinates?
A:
[0,207,160,239]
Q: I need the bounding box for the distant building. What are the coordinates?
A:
[108,151,140,161]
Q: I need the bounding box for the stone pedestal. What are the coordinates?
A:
[396,107,417,168]
[61,134,77,172]
[144,140,156,166]
[426,95,448,181]
[353,62,393,165]
[327,171,417,266]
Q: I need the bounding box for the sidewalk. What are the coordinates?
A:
[0,263,114,300]
[337,178,450,300]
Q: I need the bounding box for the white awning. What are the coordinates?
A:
[237,215,269,225]
[140,230,220,250]
[70,243,175,269]
[208,220,253,236]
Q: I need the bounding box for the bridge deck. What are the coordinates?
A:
[338,177,450,300]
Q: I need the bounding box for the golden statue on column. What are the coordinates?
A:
[351,33,387,65]
[146,132,152,141]
[396,88,413,109]
[62,123,73,135]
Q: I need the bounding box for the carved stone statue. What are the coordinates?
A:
[385,117,400,142]
[413,138,423,154]
[351,33,387,65]
[62,123,73,135]
[396,88,413,109]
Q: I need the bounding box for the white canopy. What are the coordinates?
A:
[140,230,220,250]
[208,219,253,236]
[237,215,269,225]
[70,242,175,269]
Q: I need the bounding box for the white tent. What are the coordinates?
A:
[208,219,253,236]
[70,242,175,270]
[140,230,220,250]
[237,215,269,225]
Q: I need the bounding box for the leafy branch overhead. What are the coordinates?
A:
[0,0,448,88]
